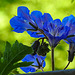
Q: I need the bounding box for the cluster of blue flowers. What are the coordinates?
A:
[10,6,75,73]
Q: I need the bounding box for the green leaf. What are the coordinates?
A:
[13,62,33,69]
[0,40,33,75]
[0,57,1,63]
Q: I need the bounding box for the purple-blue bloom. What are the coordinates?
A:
[10,6,53,38]
[62,15,75,43]
[20,54,46,73]
[62,15,75,62]
[43,19,70,47]
[62,14,75,36]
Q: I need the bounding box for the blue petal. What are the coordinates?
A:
[27,31,44,38]
[31,11,42,21]
[17,6,30,20]
[34,54,46,66]
[71,18,75,25]
[10,16,25,28]
[20,66,36,73]
[68,37,75,42]
[22,54,35,62]
[41,56,46,68]
[42,13,53,23]
[53,19,62,26]
[62,15,74,26]
[31,11,43,29]
[46,19,62,37]
[13,27,26,33]
[22,54,39,66]
[17,6,37,27]
[69,26,75,35]
[10,16,34,29]
[43,61,46,67]
[60,26,70,39]
[68,18,75,35]
[43,22,49,32]
[62,15,75,36]
[44,29,53,40]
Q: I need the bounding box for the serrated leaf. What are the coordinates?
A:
[4,41,11,64]
[0,40,33,75]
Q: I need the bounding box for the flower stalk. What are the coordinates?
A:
[51,47,55,71]
[64,61,70,70]
[40,67,44,72]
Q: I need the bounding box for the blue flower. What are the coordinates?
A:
[43,19,70,48]
[10,6,53,38]
[63,37,75,62]
[20,54,46,73]
[62,15,75,43]
[62,15,75,61]
[62,14,75,36]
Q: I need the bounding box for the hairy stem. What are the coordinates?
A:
[51,47,54,71]
[64,61,70,70]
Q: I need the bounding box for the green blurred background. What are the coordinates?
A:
[0,0,75,74]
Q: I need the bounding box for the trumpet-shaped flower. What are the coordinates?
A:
[62,15,75,43]
[62,14,75,36]
[20,54,46,73]
[62,15,75,62]
[43,19,70,47]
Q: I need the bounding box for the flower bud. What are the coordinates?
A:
[31,40,40,55]
[68,42,75,62]
[37,42,50,56]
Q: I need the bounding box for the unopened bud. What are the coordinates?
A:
[68,42,75,62]
[37,42,50,56]
[31,40,40,55]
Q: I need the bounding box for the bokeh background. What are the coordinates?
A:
[0,0,75,74]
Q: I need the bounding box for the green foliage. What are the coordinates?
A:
[0,40,33,75]
[71,0,74,3]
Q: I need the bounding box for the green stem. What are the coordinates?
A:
[51,47,54,71]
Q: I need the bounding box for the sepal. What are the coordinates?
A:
[68,42,75,62]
